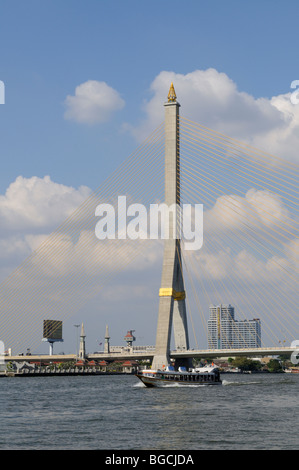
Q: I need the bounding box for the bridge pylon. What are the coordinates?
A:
[152,84,190,370]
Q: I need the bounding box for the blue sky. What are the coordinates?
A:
[0,0,298,190]
[0,1,298,353]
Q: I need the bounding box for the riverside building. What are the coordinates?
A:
[208,304,261,349]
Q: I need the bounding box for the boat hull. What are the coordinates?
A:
[136,369,222,388]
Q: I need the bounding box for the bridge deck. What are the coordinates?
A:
[3,347,295,364]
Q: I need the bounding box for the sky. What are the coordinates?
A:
[0,0,298,354]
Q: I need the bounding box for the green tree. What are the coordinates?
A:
[267,359,283,373]
[231,357,262,372]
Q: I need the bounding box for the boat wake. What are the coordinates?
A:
[222,379,260,386]
[133,382,146,388]
[133,381,210,388]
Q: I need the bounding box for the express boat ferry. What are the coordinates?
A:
[136,364,222,387]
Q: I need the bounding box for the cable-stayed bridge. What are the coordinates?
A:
[0,84,298,364]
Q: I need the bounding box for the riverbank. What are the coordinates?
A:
[0,370,133,378]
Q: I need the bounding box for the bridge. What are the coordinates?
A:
[0,83,298,367]
[4,346,297,366]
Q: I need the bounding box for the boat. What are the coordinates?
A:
[136,364,222,387]
[284,368,299,374]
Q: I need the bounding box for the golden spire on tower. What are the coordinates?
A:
[167,82,177,102]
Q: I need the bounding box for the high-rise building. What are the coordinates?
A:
[208,304,235,349]
[208,304,261,349]
[233,318,261,348]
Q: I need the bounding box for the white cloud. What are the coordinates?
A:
[250,92,299,161]
[0,174,293,286]
[128,69,299,162]
[186,187,298,285]
[24,230,162,279]
[190,239,298,285]
[64,80,125,124]
[204,188,292,233]
[0,174,163,282]
[0,175,91,275]
[0,175,91,233]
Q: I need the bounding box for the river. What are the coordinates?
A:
[0,373,298,450]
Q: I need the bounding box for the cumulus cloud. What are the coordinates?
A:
[0,175,91,233]
[0,175,91,273]
[64,80,125,124]
[251,92,299,161]
[21,229,161,280]
[0,175,293,285]
[127,69,299,162]
[184,186,298,286]
[203,188,292,233]
[190,239,298,285]
[0,174,163,281]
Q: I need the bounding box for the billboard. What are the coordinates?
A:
[43,320,63,340]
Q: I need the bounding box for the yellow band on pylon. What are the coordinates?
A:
[159,288,185,301]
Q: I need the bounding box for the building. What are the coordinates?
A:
[233,318,261,348]
[208,304,235,349]
[208,304,261,349]
[124,330,136,347]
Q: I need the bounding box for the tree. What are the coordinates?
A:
[267,359,283,373]
[277,355,292,369]
[231,357,262,372]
